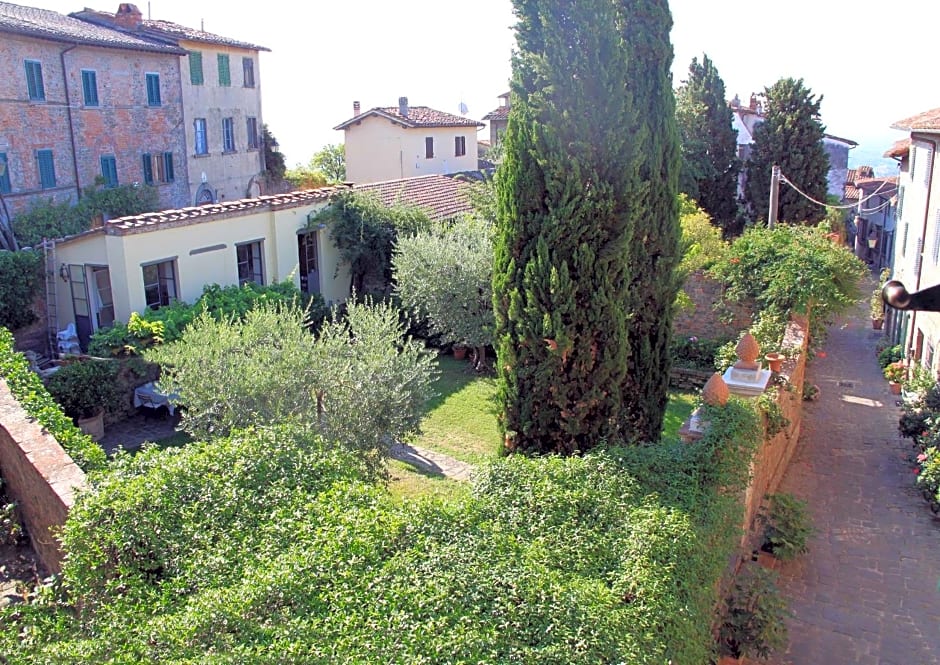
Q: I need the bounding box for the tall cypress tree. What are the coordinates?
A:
[493,0,678,454]
[676,54,740,236]
[745,78,829,225]
[619,0,682,443]
[493,0,638,455]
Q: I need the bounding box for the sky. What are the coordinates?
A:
[25,0,940,174]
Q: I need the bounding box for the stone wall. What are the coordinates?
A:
[742,316,809,549]
[0,380,87,573]
[675,270,754,341]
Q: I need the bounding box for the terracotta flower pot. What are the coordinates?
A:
[764,352,784,373]
[453,346,467,360]
[872,317,884,330]
[889,381,902,395]
[77,408,105,441]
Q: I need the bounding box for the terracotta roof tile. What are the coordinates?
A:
[355,174,475,221]
[335,105,483,131]
[892,107,940,132]
[0,1,184,53]
[885,137,911,158]
[483,105,510,121]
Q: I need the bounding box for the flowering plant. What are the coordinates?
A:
[884,361,906,383]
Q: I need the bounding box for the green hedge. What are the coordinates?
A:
[0,327,107,473]
[0,250,42,331]
[0,397,761,663]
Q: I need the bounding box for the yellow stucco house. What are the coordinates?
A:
[335,97,483,184]
[50,187,351,348]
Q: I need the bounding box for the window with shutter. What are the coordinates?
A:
[242,57,255,88]
[218,54,231,86]
[81,70,99,106]
[915,237,924,276]
[194,118,208,155]
[100,155,118,187]
[146,73,161,106]
[425,137,434,159]
[36,150,55,189]
[163,153,174,182]
[25,60,44,101]
[925,149,934,188]
[142,154,153,184]
[0,153,10,194]
[455,136,466,157]
[222,117,235,152]
[189,51,204,85]
[246,117,258,149]
[902,222,909,258]
[933,210,940,266]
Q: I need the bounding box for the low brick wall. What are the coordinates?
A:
[0,380,87,573]
[669,367,713,391]
[741,316,809,550]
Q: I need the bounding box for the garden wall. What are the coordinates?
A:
[742,316,809,550]
[0,379,87,573]
[675,270,755,340]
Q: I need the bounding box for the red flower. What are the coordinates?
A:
[913,468,921,474]
[817,351,827,358]
[918,453,928,463]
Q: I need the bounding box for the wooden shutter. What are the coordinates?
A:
[163,153,174,182]
[189,52,203,85]
[141,154,153,185]
[218,55,231,86]
[37,150,55,188]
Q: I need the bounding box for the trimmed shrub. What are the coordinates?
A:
[0,327,106,472]
[0,250,42,331]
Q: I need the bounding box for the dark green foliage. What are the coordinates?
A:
[759,493,813,560]
[619,0,683,444]
[719,564,789,659]
[45,359,124,420]
[0,399,763,664]
[88,280,325,356]
[313,190,432,296]
[745,78,830,225]
[0,327,107,472]
[670,335,728,371]
[13,183,159,247]
[877,344,903,369]
[676,54,741,235]
[261,124,286,183]
[0,249,42,330]
[494,0,680,453]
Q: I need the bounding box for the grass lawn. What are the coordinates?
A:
[386,459,472,502]
[406,355,700,466]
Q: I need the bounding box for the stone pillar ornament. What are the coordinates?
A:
[702,372,730,407]
[734,333,760,371]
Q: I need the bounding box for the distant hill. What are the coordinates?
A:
[848,133,904,177]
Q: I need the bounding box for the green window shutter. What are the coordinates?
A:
[189,52,203,85]
[163,152,174,182]
[0,153,10,194]
[100,155,117,187]
[25,60,45,101]
[36,150,55,189]
[218,54,230,86]
[81,70,98,106]
[141,154,153,185]
[146,73,161,106]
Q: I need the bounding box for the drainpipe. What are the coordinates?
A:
[60,44,81,201]
[906,135,940,362]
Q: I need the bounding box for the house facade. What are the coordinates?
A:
[843,167,898,272]
[0,1,189,216]
[72,4,269,206]
[335,98,483,184]
[50,187,351,348]
[730,94,857,201]
[885,107,940,373]
[482,92,510,146]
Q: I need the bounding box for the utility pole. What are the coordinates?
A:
[768,164,780,229]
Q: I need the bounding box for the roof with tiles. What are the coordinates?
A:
[70,6,268,51]
[0,1,184,53]
[885,137,911,158]
[335,105,483,131]
[892,107,940,132]
[355,174,475,221]
[56,186,348,245]
[483,105,510,121]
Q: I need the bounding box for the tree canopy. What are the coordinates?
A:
[675,54,740,236]
[745,78,829,225]
[493,0,679,454]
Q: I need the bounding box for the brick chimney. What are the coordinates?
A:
[114,3,142,29]
[398,96,409,118]
[749,93,758,111]
[353,100,361,116]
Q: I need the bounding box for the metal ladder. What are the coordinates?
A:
[42,238,58,357]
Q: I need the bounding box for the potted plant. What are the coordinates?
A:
[45,359,124,441]
[757,493,813,564]
[884,361,906,395]
[870,288,885,330]
[718,564,789,663]
[764,352,784,373]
